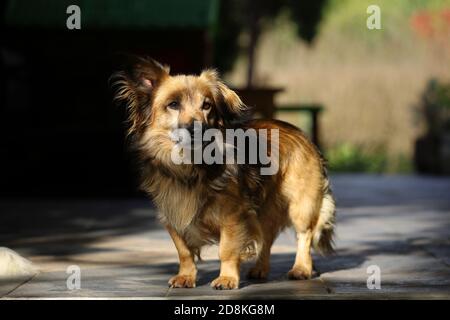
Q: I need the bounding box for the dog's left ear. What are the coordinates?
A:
[200,69,247,120]
[111,56,170,136]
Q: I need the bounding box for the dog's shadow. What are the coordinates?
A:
[161,251,366,289]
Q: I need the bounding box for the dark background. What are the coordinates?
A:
[0,1,215,197]
[2,0,449,198]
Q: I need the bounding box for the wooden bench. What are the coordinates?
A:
[276,104,324,149]
[233,88,324,149]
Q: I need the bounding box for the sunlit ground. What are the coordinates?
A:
[1,174,449,299]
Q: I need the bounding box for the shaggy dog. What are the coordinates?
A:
[112,57,336,289]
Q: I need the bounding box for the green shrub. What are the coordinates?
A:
[326,143,387,173]
[326,143,414,173]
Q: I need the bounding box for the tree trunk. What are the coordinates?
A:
[246,8,260,88]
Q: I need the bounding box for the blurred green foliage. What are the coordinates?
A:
[418,79,450,135]
[433,82,450,111]
[319,0,450,50]
[323,0,449,31]
[326,143,387,173]
[326,143,413,173]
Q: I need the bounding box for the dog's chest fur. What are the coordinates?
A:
[140,159,267,252]
[142,164,234,234]
[152,176,205,232]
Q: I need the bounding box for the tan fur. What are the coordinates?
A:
[112,57,336,289]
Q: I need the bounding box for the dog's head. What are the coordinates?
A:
[112,57,246,153]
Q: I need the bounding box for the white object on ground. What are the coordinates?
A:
[0,247,39,278]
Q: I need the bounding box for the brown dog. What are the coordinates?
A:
[112,57,336,289]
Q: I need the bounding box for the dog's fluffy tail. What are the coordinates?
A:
[312,178,336,255]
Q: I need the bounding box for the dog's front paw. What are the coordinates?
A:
[168,275,196,288]
[211,276,239,290]
[287,267,312,280]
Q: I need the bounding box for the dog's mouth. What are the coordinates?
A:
[169,129,205,149]
[169,125,211,149]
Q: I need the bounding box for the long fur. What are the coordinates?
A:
[313,175,336,255]
[111,57,336,288]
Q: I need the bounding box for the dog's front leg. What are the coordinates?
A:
[166,225,197,288]
[211,223,242,290]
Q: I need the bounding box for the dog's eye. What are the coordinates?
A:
[167,101,180,110]
[202,101,212,110]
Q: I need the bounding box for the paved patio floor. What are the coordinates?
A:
[1,174,449,299]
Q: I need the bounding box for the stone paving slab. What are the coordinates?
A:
[0,276,35,297]
[1,174,449,299]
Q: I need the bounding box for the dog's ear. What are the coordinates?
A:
[200,69,247,122]
[111,57,170,135]
[127,56,170,92]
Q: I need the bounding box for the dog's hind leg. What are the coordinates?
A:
[288,229,313,280]
[287,196,320,280]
